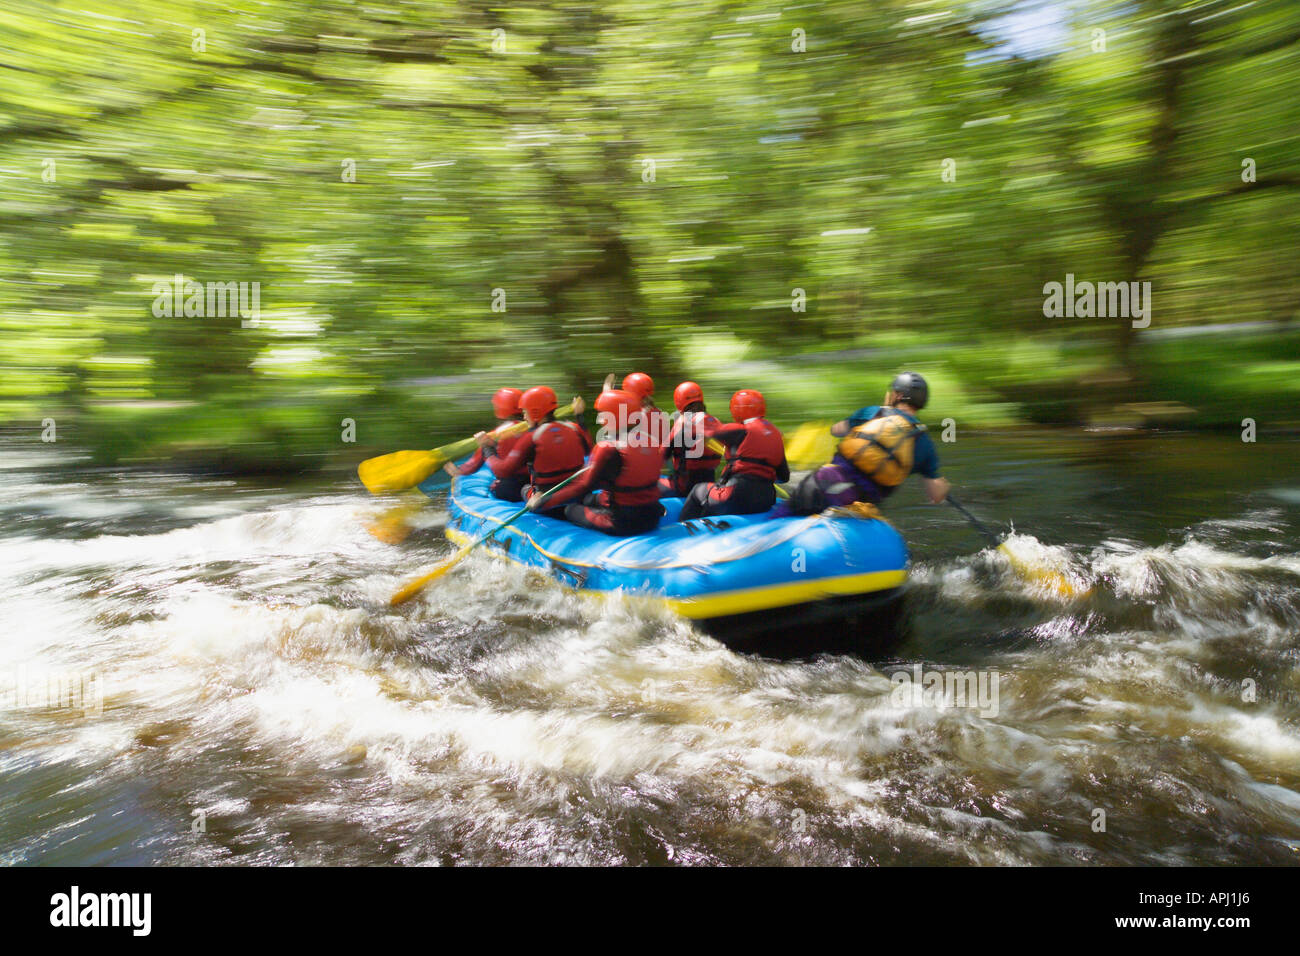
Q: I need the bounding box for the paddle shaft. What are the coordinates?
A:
[456,464,592,552]
[476,469,589,545]
[946,494,1002,548]
[389,466,591,605]
[945,493,1085,597]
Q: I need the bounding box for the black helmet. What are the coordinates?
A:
[890,371,929,409]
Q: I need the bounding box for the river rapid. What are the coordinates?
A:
[1,431,1298,865]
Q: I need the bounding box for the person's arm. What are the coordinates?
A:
[449,447,485,476]
[913,432,947,503]
[699,415,724,441]
[571,396,588,435]
[487,430,533,478]
[537,444,615,509]
[710,422,746,448]
[706,423,746,472]
[833,405,879,437]
[776,454,790,484]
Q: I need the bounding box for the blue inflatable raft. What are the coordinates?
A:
[420,469,911,656]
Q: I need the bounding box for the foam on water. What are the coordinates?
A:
[2,474,1299,864]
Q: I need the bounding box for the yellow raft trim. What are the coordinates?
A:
[445,527,907,620]
[663,569,908,619]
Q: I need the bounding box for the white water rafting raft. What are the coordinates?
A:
[420,469,910,655]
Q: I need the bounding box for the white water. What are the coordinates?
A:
[2,463,1299,864]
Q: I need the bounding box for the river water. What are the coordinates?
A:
[2,431,1298,865]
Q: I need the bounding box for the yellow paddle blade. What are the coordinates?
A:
[998,543,1090,600]
[358,403,575,495]
[358,449,448,495]
[785,420,837,471]
[364,497,426,545]
[390,543,474,605]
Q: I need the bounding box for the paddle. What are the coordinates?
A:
[364,492,428,545]
[389,466,591,605]
[363,473,452,544]
[947,494,1086,599]
[358,402,576,495]
[784,419,838,472]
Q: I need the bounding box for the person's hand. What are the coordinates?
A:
[525,493,543,512]
[925,476,950,505]
[443,461,459,477]
[473,430,495,449]
[572,396,585,417]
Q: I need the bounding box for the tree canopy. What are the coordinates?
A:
[3,0,1298,466]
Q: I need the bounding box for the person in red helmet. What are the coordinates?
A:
[659,380,721,497]
[541,389,666,536]
[622,371,670,449]
[477,386,590,509]
[623,372,654,401]
[678,388,788,521]
[444,389,525,497]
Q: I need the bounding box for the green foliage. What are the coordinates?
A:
[1,0,1297,467]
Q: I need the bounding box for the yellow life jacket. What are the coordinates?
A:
[837,408,924,487]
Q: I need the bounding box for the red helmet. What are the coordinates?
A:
[491,387,523,419]
[519,385,558,421]
[622,372,655,401]
[729,388,766,422]
[673,381,704,412]
[595,389,642,432]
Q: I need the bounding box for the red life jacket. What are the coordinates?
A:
[605,440,665,506]
[722,418,785,482]
[529,420,590,489]
[667,411,721,476]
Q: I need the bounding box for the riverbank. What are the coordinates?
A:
[5,328,1297,475]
